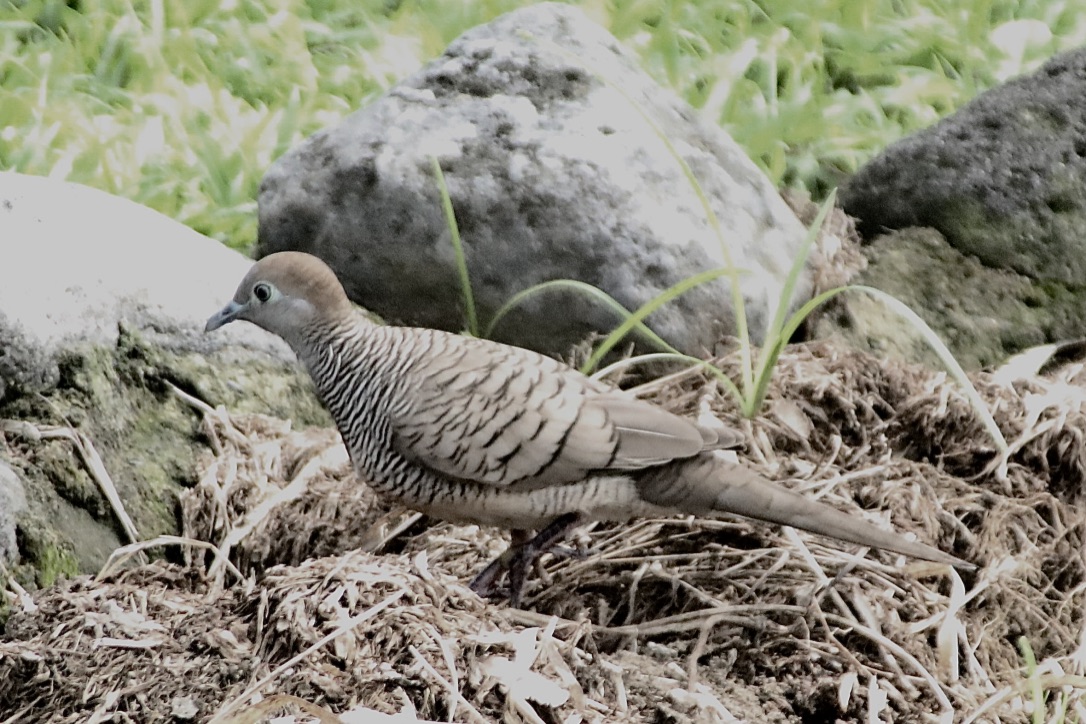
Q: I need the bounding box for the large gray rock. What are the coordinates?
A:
[0,173,327,579]
[258,3,819,357]
[841,47,1086,284]
[0,172,293,400]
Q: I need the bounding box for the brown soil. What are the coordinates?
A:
[3,340,1084,723]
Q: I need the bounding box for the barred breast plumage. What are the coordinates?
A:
[206,251,971,601]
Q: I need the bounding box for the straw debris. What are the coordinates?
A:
[5,341,1086,722]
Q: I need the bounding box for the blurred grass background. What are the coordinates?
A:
[2,0,1084,250]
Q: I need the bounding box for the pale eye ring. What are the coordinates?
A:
[253,282,272,303]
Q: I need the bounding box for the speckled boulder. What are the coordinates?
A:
[258,3,820,357]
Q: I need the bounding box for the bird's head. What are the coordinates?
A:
[205,251,354,346]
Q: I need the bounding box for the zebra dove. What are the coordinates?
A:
[206,252,970,601]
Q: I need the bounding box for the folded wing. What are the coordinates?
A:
[389,332,723,488]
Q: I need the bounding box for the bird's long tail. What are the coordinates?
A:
[637,453,971,569]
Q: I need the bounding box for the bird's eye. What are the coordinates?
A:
[253,282,272,303]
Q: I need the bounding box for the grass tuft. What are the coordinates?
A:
[430,156,478,338]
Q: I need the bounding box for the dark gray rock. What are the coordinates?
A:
[258,3,820,357]
[0,459,26,565]
[841,47,1086,284]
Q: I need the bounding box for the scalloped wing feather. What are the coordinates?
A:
[389,331,719,488]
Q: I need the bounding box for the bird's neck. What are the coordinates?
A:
[297,309,383,403]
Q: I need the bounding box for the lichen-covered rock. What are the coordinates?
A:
[0,173,329,581]
[258,3,819,357]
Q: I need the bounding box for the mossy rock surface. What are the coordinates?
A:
[816,227,1086,369]
[0,174,332,586]
[2,325,327,583]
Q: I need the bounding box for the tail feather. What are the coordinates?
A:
[639,455,972,569]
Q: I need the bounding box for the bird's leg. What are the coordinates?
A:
[470,513,583,606]
[470,529,529,598]
[507,513,583,606]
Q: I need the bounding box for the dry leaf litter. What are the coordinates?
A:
[3,341,1086,722]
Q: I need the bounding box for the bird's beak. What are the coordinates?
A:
[205,300,245,332]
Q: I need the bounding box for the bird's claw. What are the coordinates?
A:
[468,513,583,607]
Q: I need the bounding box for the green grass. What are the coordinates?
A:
[3,0,1085,248]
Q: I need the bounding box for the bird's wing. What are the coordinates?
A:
[388,331,710,487]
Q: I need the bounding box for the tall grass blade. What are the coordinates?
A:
[524,34,753,395]
[591,351,743,401]
[848,284,1008,452]
[765,282,1007,452]
[581,266,738,374]
[743,191,835,416]
[1017,637,1047,724]
[483,279,677,353]
[430,156,478,337]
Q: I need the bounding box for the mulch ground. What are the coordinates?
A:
[4,340,1086,723]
